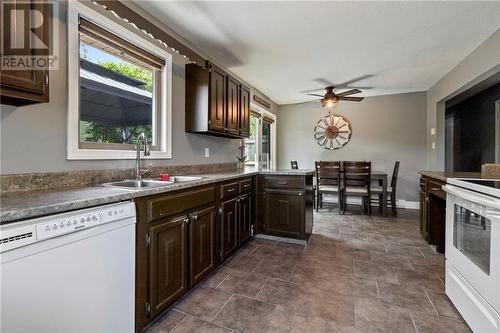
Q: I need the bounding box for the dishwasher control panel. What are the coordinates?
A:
[1,202,135,253]
[36,203,134,241]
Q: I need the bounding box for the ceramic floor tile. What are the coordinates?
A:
[173,286,232,321]
[253,257,297,280]
[171,315,232,333]
[264,306,334,332]
[378,281,435,314]
[223,252,263,272]
[213,295,276,332]
[427,291,464,320]
[146,310,186,333]
[256,278,307,306]
[354,261,399,284]
[201,268,232,288]
[411,311,472,333]
[355,298,416,333]
[217,269,267,298]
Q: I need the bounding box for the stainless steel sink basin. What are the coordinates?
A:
[170,176,204,182]
[103,179,173,190]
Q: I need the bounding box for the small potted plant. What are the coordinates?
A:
[237,141,247,170]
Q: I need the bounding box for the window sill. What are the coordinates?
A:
[67,149,172,160]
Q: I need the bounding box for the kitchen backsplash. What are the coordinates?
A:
[0,162,237,193]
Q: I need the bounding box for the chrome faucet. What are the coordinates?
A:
[136,133,150,179]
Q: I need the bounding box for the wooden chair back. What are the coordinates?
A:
[290,161,298,169]
[315,161,342,187]
[391,161,400,190]
[343,161,371,187]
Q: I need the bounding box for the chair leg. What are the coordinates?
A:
[378,194,383,210]
[316,191,319,212]
[391,193,397,215]
[367,196,371,216]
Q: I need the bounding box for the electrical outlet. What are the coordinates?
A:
[204,148,210,157]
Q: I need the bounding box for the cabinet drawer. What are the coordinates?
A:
[148,187,215,222]
[264,176,303,189]
[428,180,445,200]
[239,178,253,193]
[221,182,239,199]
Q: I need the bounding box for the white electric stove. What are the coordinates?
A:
[443,178,500,333]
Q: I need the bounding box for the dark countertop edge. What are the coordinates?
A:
[418,170,482,182]
[0,169,314,224]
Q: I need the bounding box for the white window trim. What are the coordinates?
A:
[250,102,277,170]
[67,1,172,160]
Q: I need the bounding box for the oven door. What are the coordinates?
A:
[444,185,500,312]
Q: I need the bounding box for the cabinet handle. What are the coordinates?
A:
[183,217,190,224]
[192,214,199,221]
[277,181,288,185]
[243,184,250,188]
[227,188,236,192]
[298,192,302,196]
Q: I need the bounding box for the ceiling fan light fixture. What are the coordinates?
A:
[321,96,339,108]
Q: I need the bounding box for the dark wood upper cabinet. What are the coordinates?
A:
[188,206,216,287]
[209,65,226,133]
[239,85,251,137]
[226,76,240,136]
[221,197,239,261]
[1,0,49,106]
[148,215,187,318]
[238,193,252,244]
[185,62,250,138]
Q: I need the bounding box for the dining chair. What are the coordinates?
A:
[343,161,371,215]
[290,161,298,169]
[371,161,399,215]
[315,161,343,212]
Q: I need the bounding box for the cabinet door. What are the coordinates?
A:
[226,76,240,136]
[189,206,216,286]
[221,198,239,260]
[419,190,428,240]
[238,194,252,244]
[264,190,303,238]
[239,85,250,137]
[149,215,187,317]
[1,1,49,105]
[208,66,226,133]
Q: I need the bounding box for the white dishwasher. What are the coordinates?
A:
[0,201,136,333]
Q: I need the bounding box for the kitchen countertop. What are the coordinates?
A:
[0,168,314,224]
[419,171,482,182]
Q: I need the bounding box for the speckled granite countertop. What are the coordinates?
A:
[418,171,482,182]
[0,169,314,224]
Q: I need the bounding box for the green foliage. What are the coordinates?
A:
[98,61,153,91]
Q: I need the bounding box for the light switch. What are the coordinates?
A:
[432,142,436,149]
[204,148,210,157]
[430,128,436,135]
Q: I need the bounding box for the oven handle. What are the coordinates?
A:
[443,185,500,210]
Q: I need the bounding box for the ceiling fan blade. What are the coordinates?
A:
[336,89,361,97]
[339,96,364,102]
[314,78,335,87]
[338,74,373,86]
[307,93,324,97]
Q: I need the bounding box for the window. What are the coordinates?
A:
[68,2,172,159]
[244,107,276,169]
[245,114,259,166]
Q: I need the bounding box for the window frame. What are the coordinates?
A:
[67,2,172,160]
[246,102,277,169]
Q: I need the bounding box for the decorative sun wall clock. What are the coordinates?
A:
[313,114,352,150]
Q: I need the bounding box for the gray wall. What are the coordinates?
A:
[277,92,427,201]
[0,1,277,175]
[426,29,500,170]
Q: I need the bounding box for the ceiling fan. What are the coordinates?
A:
[307,86,364,108]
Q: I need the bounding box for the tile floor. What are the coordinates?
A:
[145,208,472,333]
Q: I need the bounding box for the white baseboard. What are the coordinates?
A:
[254,234,307,245]
[320,194,419,210]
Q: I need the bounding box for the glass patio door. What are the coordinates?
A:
[245,110,275,169]
[262,119,272,169]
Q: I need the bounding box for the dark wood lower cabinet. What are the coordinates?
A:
[148,215,187,318]
[264,189,303,238]
[238,194,252,244]
[189,206,215,286]
[135,179,255,332]
[221,198,239,261]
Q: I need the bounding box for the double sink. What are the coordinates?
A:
[103,176,204,190]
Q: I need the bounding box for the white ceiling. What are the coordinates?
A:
[136,1,500,105]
